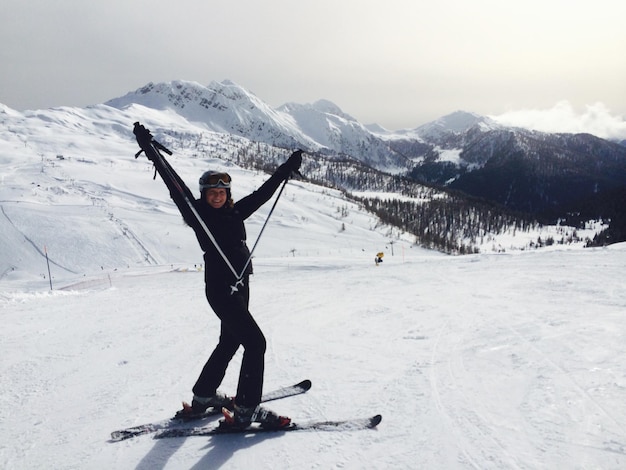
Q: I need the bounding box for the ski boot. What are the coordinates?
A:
[176,392,233,419]
[221,403,291,430]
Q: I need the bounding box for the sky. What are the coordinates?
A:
[1,0,625,137]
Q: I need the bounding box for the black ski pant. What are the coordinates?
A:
[193,277,266,407]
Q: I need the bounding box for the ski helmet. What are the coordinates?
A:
[199,171,231,192]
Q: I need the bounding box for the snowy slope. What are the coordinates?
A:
[1,99,418,282]
[2,245,625,469]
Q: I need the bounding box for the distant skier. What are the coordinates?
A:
[375,252,384,266]
[134,123,302,429]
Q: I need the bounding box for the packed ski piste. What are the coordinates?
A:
[109,124,381,440]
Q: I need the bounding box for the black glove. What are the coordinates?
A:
[286,149,303,173]
[133,122,154,152]
[277,149,303,179]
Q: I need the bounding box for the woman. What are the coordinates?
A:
[143,131,302,429]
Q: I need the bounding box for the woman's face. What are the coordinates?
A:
[205,188,227,209]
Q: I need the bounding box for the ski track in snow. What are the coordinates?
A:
[2,247,626,469]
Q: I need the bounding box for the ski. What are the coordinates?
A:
[110,379,311,442]
[154,414,382,438]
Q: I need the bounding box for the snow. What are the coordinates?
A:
[2,247,626,469]
[437,147,463,165]
[2,104,626,469]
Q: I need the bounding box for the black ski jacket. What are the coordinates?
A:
[151,155,290,282]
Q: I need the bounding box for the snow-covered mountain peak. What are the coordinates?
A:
[101,80,411,169]
[309,99,357,121]
[277,98,355,123]
[107,80,204,109]
[104,79,298,142]
[105,79,264,117]
[205,79,268,109]
[415,110,499,138]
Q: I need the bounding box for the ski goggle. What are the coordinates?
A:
[199,172,231,190]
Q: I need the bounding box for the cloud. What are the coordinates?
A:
[490,101,626,141]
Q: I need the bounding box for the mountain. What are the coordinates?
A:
[407,123,626,218]
[384,111,626,244]
[105,80,410,170]
[2,92,609,282]
[107,80,305,148]
[414,110,500,140]
[105,81,626,226]
[3,78,624,279]
[455,130,626,212]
